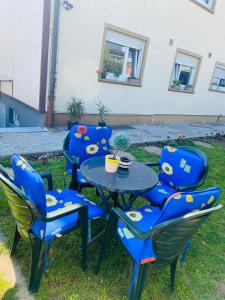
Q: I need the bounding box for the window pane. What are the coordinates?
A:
[100,27,146,85]
[179,66,191,85]
[101,42,124,80]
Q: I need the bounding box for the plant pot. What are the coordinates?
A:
[68,120,79,130]
[105,154,119,173]
[98,121,106,127]
[210,85,218,91]
[119,156,131,169]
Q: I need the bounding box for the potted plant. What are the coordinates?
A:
[210,82,218,91]
[110,133,131,170]
[66,97,85,130]
[184,84,193,91]
[171,80,181,90]
[219,83,225,92]
[96,100,110,126]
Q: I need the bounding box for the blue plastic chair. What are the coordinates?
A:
[95,188,221,299]
[0,154,105,293]
[63,124,112,191]
[143,146,208,207]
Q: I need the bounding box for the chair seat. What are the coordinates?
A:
[67,168,87,184]
[142,182,176,206]
[32,189,105,240]
[117,205,161,264]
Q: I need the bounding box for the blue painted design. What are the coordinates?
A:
[12,154,105,240]
[143,146,206,205]
[118,188,221,264]
[66,125,112,174]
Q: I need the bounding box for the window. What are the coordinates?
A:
[191,0,215,11]
[9,108,19,126]
[99,24,149,86]
[209,63,225,93]
[169,50,201,93]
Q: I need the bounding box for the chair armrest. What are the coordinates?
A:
[39,171,53,191]
[63,150,78,166]
[37,202,88,222]
[145,162,160,167]
[63,132,78,166]
[111,208,151,240]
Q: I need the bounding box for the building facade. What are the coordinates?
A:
[0,0,225,127]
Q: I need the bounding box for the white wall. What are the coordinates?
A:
[55,0,225,116]
[0,0,44,110]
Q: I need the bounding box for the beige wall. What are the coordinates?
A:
[55,0,225,118]
[0,0,44,110]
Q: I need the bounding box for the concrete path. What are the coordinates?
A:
[0,233,34,300]
[0,122,224,159]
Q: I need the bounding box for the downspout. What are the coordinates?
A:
[47,0,61,128]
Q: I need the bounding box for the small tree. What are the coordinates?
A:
[110,133,131,158]
[96,100,110,126]
[67,97,85,123]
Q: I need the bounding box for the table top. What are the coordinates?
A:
[80,156,158,193]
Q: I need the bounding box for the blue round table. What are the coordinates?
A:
[80,156,158,212]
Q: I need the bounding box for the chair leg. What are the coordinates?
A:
[129,262,148,300]
[170,257,178,292]
[94,213,117,274]
[29,238,50,293]
[11,226,21,256]
[81,214,88,272]
[77,184,82,193]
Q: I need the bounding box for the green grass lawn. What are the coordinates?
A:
[0,141,225,299]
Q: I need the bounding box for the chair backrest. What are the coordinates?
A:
[152,204,222,262]
[11,154,47,215]
[156,187,221,224]
[68,124,112,168]
[158,146,208,190]
[0,169,34,239]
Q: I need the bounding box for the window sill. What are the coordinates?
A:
[98,78,142,87]
[189,0,215,13]
[209,88,225,94]
[168,87,195,94]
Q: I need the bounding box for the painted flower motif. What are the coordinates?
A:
[84,136,90,141]
[161,162,173,175]
[77,125,87,134]
[101,138,106,144]
[186,195,193,203]
[126,211,143,222]
[74,133,82,138]
[16,159,31,171]
[64,201,73,207]
[46,195,58,207]
[103,146,108,151]
[158,189,168,194]
[86,144,99,154]
[16,160,23,167]
[173,193,182,200]
[144,208,152,213]
[207,195,214,205]
[165,146,177,153]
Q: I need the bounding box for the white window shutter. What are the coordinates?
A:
[106,30,145,50]
[213,66,225,80]
[176,53,199,68]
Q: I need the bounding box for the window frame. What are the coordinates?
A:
[168,48,202,94]
[209,62,225,94]
[98,23,149,87]
[190,0,216,13]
